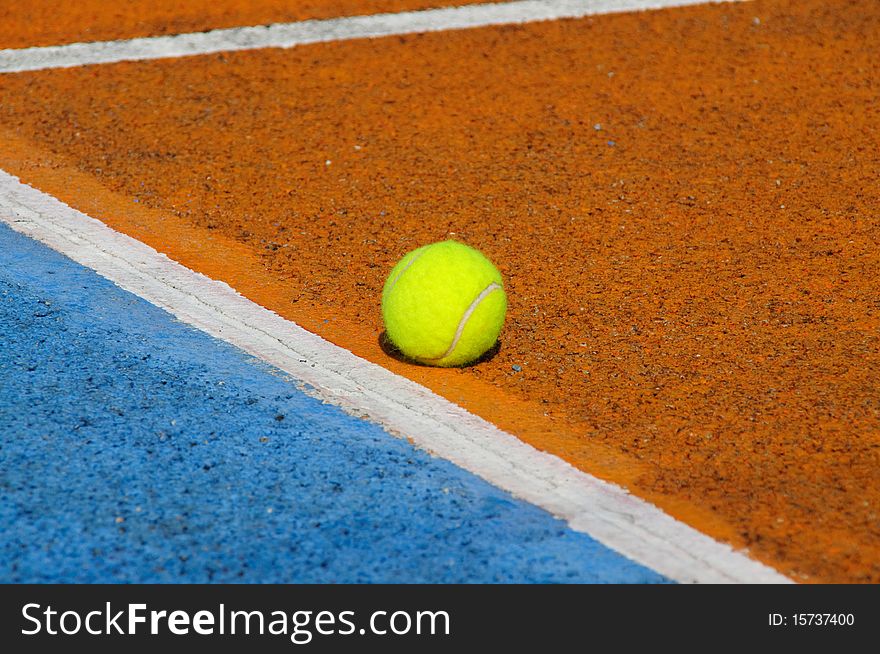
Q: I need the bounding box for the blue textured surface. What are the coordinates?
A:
[0,223,668,583]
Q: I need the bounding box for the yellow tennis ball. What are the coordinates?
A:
[381,240,507,367]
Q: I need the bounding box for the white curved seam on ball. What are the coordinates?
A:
[385,249,428,297]
[428,282,502,361]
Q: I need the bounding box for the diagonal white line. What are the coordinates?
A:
[0,0,745,74]
[0,168,789,583]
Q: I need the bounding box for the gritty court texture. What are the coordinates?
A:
[0,0,878,583]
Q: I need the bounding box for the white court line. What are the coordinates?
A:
[0,0,744,73]
[0,169,789,583]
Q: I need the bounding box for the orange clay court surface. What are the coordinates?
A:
[0,0,878,582]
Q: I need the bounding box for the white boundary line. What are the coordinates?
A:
[0,0,743,73]
[0,169,790,583]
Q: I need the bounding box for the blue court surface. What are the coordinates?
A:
[0,223,668,583]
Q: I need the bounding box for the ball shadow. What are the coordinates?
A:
[378,331,501,368]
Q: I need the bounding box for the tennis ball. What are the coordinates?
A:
[381,240,507,367]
